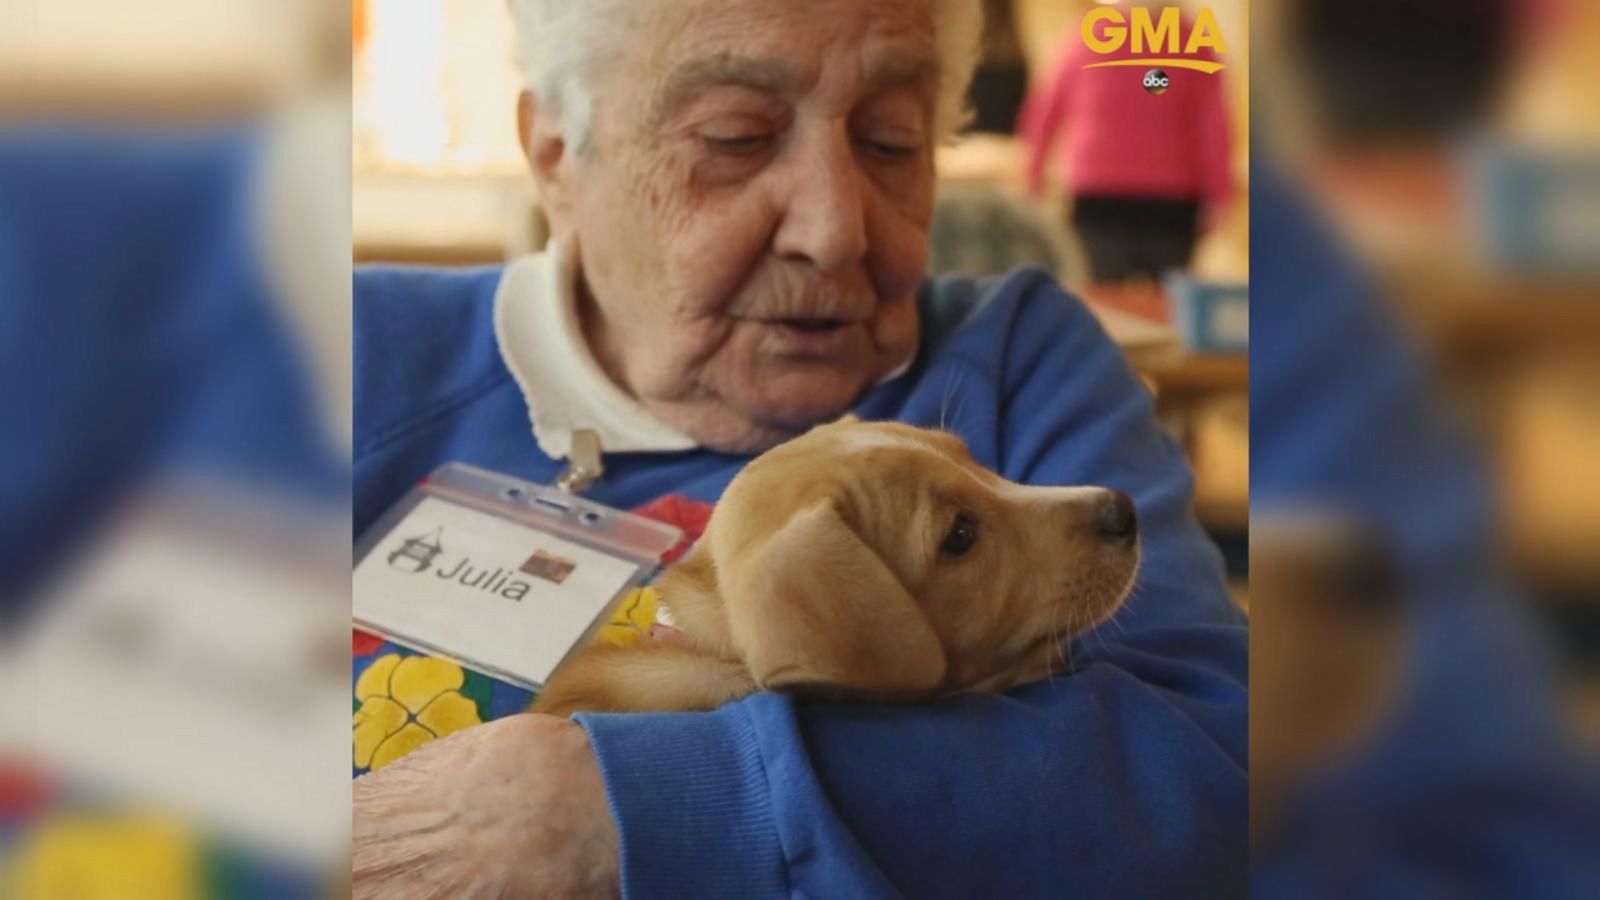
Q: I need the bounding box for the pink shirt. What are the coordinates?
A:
[1019,20,1233,213]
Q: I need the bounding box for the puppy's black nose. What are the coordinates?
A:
[1096,491,1137,542]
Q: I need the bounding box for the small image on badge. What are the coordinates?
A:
[520,549,578,584]
[353,463,682,692]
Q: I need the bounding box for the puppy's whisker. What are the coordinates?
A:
[1062,610,1084,673]
[1087,614,1113,664]
[1083,609,1109,660]
[937,372,957,431]
[1109,583,1147,639]
[1100,621,1126,656]
[938,369,968,433]
[1088,603,1131,660]
[1049,603,1067,675]
[1118,582,1145,621]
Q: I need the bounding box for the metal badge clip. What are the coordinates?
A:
[554,429,604,494]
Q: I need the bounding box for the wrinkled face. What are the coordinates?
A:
[709,421,1142,696]
[535,0,937,452]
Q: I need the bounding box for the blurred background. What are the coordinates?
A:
[351,0,1254,597]
[1,0,352,896]
[6,0,1597,894]
[1249,0,1600,892]
[1254,0,1600,733]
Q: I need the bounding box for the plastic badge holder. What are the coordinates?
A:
[354,462,683,692]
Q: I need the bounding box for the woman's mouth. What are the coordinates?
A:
[780,318,846,333]
[762,317,858,354]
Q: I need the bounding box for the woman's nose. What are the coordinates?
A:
[772,129,869,272]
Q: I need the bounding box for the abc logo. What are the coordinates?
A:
[1142,68,1170,95]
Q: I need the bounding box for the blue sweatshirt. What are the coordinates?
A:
[356,265,1248,898]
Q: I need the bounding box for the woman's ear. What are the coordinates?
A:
[725,500,947,698]
[517,91,575,231]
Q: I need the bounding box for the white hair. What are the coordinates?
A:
[507,0,984,152]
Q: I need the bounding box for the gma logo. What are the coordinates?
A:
[1081,6,1228,75]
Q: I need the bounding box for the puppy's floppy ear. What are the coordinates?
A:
[725,500,947,697]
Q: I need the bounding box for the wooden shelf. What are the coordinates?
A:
[0,73,276,121]
[1142,352,1250,394]
[1385,266,1600,356]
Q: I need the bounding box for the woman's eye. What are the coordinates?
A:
[940,514,978,558]
[701,134,772,156]
[865,141,918,161]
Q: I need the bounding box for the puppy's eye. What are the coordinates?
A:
[940,514,978,558]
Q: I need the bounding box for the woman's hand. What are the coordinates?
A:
[353,713,620,899]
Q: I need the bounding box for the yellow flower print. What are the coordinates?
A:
[353,654,482,770]
[5,813,200,900]
[596,587,661,648]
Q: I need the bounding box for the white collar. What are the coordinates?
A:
[493,241,916,460]
[493,242,699,459]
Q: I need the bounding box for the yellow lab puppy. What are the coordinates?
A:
[532,419,1140,716]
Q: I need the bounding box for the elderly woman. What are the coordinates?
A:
[352,0,1245,896]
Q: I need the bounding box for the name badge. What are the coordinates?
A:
[353,463,681,692]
